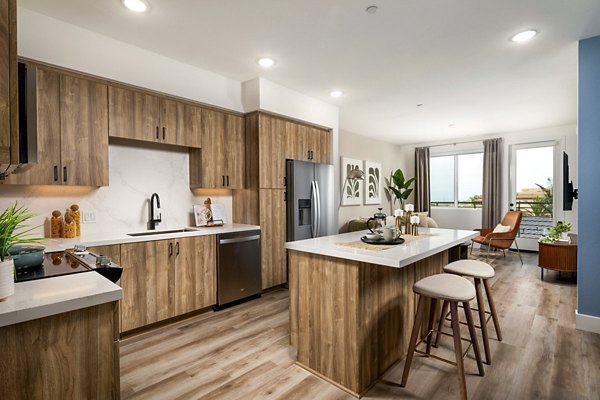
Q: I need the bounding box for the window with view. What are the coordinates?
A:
[430,153,483,208]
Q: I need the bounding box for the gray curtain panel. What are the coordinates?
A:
[482,138,503,228]
[414,147,430,215]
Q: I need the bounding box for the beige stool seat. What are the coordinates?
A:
[444,259,495,279]
[414,273,476,302]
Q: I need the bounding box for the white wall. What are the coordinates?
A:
[0,140,233,237]
[338,129,404,231]
[399,124,578,231]
[18,8,244,111]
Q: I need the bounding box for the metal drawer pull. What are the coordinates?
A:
[219,235,260,245]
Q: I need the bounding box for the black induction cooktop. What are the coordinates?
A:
[15,252,92,282]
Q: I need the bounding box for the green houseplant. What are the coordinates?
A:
[384,169,415,213]
[539,221,572,243]
[0,203,41,300]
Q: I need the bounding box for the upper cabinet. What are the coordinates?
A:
[0,0,17,165]
[108,86,201,148]
[3,67,109,186]
[189,109,245,189]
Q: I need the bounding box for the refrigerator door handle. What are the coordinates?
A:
[310,181,317,238]
[315,180,322,237]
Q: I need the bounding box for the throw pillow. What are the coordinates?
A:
[493,224,511,233]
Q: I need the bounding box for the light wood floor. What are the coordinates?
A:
[120,252,600,399]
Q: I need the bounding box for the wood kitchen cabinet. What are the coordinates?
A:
[3,68,109,186]
[119,236,215,333]
[0,0,17,166]
[189,108,245,189]
[284,123,331,164]
[259,114,286,189]
[259,188,287,289]
[108,86,202,148]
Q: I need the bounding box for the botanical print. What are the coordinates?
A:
[341,157,363,206]
[364,161,382,204]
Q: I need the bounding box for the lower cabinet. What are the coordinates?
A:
[119,236,216,333]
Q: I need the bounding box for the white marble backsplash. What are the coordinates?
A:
[0,139,233,237]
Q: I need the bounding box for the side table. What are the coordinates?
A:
[538,236,577,280]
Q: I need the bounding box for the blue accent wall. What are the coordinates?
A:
[578,35,600,317]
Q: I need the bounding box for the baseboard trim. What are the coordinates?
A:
[575,310,600,334]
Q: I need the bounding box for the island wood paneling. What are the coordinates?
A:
[288,250,447,396]
[0,302,120,400]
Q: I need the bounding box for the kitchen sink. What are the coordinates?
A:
[127,228,198,237]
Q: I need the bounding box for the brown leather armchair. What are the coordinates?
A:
[471,211,523,264]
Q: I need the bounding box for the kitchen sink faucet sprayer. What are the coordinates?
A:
[149,193,162,230]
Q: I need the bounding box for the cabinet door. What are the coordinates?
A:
[284,120,300,160]
[316,129,332,164]
[305,127,320,163]
[225,114,245,189]
[197,108,226,188]
[259,114,286,189]
[120,240,174,332]
[259,189,287,289]
[159,99,202,148]
[0,0,16,165]
[174,236,216,315]
[60,75,109,186]
[2,68,61,185]
[108,86,160,143]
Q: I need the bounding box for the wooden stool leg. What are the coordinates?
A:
[425,298,438,355]
[483,278,502,341]
[434,300,449,348]
[475,278,492,364]
[450,302,468,400]
[401,295,427,387]
[463,301,485,376]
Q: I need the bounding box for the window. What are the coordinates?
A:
[430,153,483,208]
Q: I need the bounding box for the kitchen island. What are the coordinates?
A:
[286,228,477,397]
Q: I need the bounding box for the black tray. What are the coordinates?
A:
[360,236,405,245]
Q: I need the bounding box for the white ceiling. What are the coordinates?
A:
[18,0,600,144]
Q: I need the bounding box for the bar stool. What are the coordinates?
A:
[401,273,484,400]
[436,259,501,365]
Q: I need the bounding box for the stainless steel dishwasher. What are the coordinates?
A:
[216,230,261,308]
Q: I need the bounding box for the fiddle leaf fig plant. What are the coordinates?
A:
[384,169,415,213]
[0,203,42,262]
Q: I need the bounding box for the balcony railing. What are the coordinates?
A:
[431,201,482,208]
[430,200,552,216]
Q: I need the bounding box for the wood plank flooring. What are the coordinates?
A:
[120,252,600,399]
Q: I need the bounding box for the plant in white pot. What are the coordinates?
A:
[0,203,41,300]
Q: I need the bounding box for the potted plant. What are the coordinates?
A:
[0,203,41,300]
[384,169,415,213]
[539,221,573,243]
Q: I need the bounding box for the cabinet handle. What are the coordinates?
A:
[226,175,230,186]
[222,176,225,186]
[175,241,180,256]
[156,126,159,140]
[53,166,58,182]
[283,176,287,187]
[169,242,173,257]
[162,127,166,140]
[310,150,314,160]
[63,166,67,183]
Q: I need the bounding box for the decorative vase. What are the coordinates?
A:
[0,258,15,301]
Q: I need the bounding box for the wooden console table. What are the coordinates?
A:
[538,236,577,280]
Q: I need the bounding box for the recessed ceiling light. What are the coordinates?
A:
[511,30,538,42]
[257,57,275,68]
[122,0,148,13]
[416,103,423,107]
[330,90,344,98]
[366,6,378,14]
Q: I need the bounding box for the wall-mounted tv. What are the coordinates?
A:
[563,152,578,211]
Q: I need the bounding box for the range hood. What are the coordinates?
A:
[0,63,38,180]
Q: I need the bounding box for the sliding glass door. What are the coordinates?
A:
[509,141,559,251]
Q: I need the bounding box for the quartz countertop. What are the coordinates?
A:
[41,223,260,252]
[0,272,122,328]
[285,228,478,268]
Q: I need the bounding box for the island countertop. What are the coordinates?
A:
[0,272,122,328]
[285,227,478,268]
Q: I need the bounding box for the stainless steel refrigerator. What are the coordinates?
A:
[286,160,334,241]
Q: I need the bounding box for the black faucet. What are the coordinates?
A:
[149,193,162,230]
